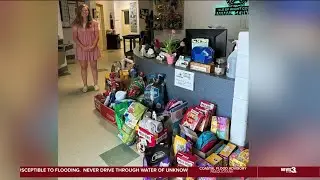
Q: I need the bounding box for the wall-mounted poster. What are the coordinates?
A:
[215,0,249,16]
[153,0,184,30]
[60,0,71,27]
[129,2,138,33]
[139,9,149,19]
[68,1,77,24]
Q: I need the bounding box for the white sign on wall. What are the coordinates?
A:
[174,69,195,91]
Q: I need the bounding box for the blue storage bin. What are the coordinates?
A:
[191,47,214,64]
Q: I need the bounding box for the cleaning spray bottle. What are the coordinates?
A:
[226,40,238,79]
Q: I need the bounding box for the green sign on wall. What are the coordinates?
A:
[215,0,249,16]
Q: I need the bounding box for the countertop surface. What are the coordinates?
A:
[133,48,235,82]
[133,48,235,117]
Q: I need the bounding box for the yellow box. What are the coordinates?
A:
[205,153,223,166]
[105,72,110,79]
[219,142,237,166]
[219,142,237,158]
[119,70,130,81]
[229,148,249,167]
[211,116,218,134]
[229,158,246,167]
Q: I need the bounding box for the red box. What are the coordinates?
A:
[94,94,116,125]
[137,127,168,147]
[176,152,197,167]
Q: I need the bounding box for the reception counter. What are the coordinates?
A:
[133,49,235,117]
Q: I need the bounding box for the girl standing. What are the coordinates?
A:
[72,4,100,92]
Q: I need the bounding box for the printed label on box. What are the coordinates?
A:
[190,65,207,72]
[177,157,194,167]
[138,129,152,143]
[176,152,197,167]
[156,131,168,144]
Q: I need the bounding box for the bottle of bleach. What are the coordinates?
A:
[226,40,238,79]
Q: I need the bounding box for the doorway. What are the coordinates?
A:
[95,3,106,51]
[121,9,130,36]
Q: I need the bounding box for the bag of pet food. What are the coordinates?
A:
[211,116,231,141]
[165,99,179,111]
[114,101,131,131]
[195,106,210,132]
[200,100,217,115]
[173,135,192,155]
[127,76,145,99]
[105,72,121,91]
[144,144,171,167]
[124,102,147,129]
[118,128,136,146]
[181,107,204,131]
[144,73,167,113]
[136,94,145,103]
[143,144,170,180]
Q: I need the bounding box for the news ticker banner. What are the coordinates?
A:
[20,167,320,177]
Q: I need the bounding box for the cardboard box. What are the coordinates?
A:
[168,101,188,124]
[195,155,212,167]
[176,152,197,180]
[137,127,168,147]
[192,140,224,159]
[219,142,237,166]
[195,156,217,179]
[164,101,188,136]
[205,153,223,166]
[190,62,215,73]
[229,147,249,167]
[179,124,225,158]
[94,95,116,125]
[179,124,199,142]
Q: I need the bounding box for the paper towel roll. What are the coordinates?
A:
[139,117,150,127]
[139,118,163,135]
[150,120,163,134]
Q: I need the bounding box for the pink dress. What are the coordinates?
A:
[72,21,101,61]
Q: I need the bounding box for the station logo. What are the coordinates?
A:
[280,167,297,174]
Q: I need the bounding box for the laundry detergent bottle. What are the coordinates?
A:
[226,40,238,79]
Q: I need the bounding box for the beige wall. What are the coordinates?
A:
[154,0,249,41]
[184,1,248,39]
[96,0,114,30]
[114,1,130,37]
[113,1,139,38]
